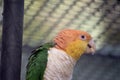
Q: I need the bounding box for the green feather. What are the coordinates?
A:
[26,42,55,80]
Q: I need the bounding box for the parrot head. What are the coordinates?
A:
[54,29,96,60]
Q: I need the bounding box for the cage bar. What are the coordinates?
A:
[1,0,24,80]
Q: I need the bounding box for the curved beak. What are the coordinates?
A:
[85,39,96,54]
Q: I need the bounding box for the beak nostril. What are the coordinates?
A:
[87,44,92,48]
[86,39,96,54]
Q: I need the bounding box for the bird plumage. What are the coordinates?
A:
[26,42,54,80]
[26,29,96,80]
[43,48,76,80]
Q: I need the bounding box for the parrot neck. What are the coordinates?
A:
[65,40,87,60]
[44,48,76,80]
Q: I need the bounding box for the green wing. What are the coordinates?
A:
[26,42,54,80]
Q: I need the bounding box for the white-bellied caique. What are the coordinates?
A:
[26,29,96,80]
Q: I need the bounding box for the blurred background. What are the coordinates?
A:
[0,0,120,80]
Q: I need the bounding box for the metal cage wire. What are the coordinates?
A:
[0,0,120,80]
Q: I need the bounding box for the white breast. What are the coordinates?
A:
[43,48,76,80]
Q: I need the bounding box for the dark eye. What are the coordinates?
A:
[80,35,86,40]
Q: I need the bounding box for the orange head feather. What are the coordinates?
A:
[54,29,92,49]
[54,29,96,60]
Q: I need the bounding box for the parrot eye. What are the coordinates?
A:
[80,35,86,40]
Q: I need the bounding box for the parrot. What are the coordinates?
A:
[26,29,96,80]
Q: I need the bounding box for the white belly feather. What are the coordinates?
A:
[43,48,76,80]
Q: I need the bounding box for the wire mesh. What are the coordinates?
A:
[23,0,120,56]
[0,0,120,80]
